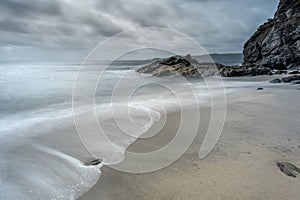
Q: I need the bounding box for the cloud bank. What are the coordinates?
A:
[0,0,279,60]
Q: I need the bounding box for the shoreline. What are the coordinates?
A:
[79,85,300,200]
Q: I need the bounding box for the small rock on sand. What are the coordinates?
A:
[277,161,300,178]
[84,159,103,166]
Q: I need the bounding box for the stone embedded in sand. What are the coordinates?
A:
[277,161,300,178]
[84,159,103,166]
[288,71,300,74]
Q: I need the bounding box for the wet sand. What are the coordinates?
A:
[80,86,300,200]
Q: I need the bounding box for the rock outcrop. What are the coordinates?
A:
[136,54,219,77]
[136,54,273,78]
[243,0,300,70]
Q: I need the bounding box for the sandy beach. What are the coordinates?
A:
[2,0,300,199]
[80,85,300,200]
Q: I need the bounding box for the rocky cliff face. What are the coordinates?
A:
[243,0,300,70]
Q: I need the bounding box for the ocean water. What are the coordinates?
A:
[0,57,266,199]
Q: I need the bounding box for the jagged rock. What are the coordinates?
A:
[136,54,219,77]
[281,75,300,82]
[243,0,300,70]
[270,78,282,83]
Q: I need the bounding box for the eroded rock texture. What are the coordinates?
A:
[243,0,300,70]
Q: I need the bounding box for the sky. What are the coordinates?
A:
[0,0,279,60]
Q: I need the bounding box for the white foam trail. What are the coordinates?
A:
[0,72,271,199]
[0,145,101,200]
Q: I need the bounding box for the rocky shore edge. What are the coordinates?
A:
[136,53,300,79]
[136,0,299,81]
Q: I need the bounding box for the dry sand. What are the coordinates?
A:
[79,86,300,200]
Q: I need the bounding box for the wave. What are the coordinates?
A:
[0,62,269,199]
[0,98,166,199]
[0,144,101,200]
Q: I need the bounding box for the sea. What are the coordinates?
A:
[0,54,267,199]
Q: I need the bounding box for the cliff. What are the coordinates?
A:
[243,0,300,70]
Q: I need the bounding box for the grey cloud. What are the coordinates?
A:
[0,19,31,34]
[0,0,280,60]
[81,16,124,37]
[0,0,62,17]
[96,0,175,27]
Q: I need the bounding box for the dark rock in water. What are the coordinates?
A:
[257,87,264,90]
[270,78,282,83]
[84,159,103,166]
[277,161,300,178]
[243,0,300,70]
[281,75,300,83]
[136,54,200,77]
[136,54,220,77]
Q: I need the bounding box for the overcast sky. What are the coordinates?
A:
[0,0,279,60]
